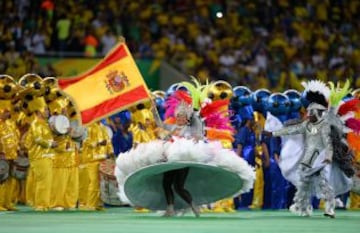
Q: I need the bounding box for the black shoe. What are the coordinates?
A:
[324,213,335,218]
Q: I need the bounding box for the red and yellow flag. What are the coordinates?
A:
[59,41,150,125]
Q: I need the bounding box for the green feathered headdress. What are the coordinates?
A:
[328,79,352,107]
[180,76,209,110]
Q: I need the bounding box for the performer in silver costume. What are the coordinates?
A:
[115,87,255,218]
[269,102,336,217]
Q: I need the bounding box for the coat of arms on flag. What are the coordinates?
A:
[105,70,130,94]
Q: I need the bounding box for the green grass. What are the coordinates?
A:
[1,206,359,233]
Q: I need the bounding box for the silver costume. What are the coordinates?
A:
[273,104,336,217]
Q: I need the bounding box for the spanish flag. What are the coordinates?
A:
[59,40,151,125]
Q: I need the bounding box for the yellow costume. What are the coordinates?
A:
[80,122,113,210]
[78,148,89,208]
[249,112,265,209]
[0,76,21,211]
[129,105,157,144]
[0,107,20,211]
[51,134,79,210]
[23,112,55,211]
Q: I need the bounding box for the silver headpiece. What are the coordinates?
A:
[174,101,193,120]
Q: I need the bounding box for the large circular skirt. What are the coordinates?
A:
[124,161,243,210]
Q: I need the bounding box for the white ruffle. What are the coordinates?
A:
[115,137,255,204]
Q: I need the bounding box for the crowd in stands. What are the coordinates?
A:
[1,0,360,90]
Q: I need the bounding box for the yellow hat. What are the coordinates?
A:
[18,73,45,97]
[207,80,233,101]
[0,75,19,100]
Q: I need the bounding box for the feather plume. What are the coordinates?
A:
[338,98,360,116]
[347,132,360,152]
[328,80,352,107]
[340,112,355,122]
[304,91,328,108]
[200,100,229,117]
[174,90,192,104]
[345,118,360,134]
[301,80,330,100]
[206,128,234,142]
[203,113,234,131]
[181,77,201,110]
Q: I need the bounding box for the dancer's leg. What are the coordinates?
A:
[162,171,176,216]
[174,168,199,217]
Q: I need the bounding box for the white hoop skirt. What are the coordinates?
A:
[115,138,255,210]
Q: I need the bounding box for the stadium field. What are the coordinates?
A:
[1,206,359,233]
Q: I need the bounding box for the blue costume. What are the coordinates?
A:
[231,86,256,209]
[110,111,133,156]
[251,89,272,209]
[266,93,291,209]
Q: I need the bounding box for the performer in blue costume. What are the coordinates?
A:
[266,93,291,209]
[110,110,133,156]
[231,86,256,209]
[252,89,272,209]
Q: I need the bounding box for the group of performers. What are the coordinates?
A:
[0,73,113,211]
[0,73,359,219]
[115,78,360,218]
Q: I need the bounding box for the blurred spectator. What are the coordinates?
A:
[84,29,99,57]
[0,0,359,90]
[56,13,71,52]
[31,29,47,55]
[41,0,55,20]
[101,29,117,55]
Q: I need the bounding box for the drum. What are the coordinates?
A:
[99,159,122,206]
[70,120,87,141]
[49,115,70,135]
[11,157,29,180]
[0,159,10,182]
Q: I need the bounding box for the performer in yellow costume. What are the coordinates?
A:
[47,91,79,210]
[23,95,56,211]
[0,75,21,211]
[249,112,266,209]
[51,131,78,210]
[129,103,157,144]
[78,137,89,209]
[80,121,113,210]
[0,101,20,211]
[17,74,47,207]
